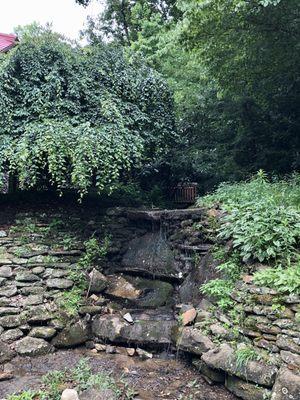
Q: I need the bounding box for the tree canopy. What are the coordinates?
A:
[0,28,175,197]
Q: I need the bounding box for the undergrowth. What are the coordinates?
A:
[199,171,300,309]
[7,359,135,400]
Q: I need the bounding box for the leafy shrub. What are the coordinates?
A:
[219,203,300,263]
[199,172,300,263]
[254,263,300,294]
[201,279,234,310]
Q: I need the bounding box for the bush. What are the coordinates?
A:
[254,263,300,294]
[199,172,300,263]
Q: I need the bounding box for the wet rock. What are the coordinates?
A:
[15,336,53,356]
[202,344,278,387]
[0,266,12,278]
[271,366,300,400]
[46,278,73,289]
[52,320,90,348]
[1,328,23,343]
[179,253,220,306]
[0,341,16,363]
[226,375,271,400]
[89,269,108,293]
[105,276,141,300]
[29,327,56,339]
[61,389,79,400]
[121,231,179,279]
[176,327,214,355]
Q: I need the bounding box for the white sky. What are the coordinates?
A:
[0,0,104,40]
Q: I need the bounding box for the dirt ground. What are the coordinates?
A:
[0,349,238,400]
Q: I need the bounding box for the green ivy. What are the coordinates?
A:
[0,28,175,197]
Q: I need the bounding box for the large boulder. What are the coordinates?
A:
[271,367,300,400]
[120,232,180,279]
[202,344,278,387]
[52,320,90,348]
[15,337,53,356]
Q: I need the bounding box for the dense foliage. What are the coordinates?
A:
[198,172,300,305]
[78,0,300,189]
[0,28,175,197]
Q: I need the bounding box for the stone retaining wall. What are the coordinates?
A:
[0,207,299,400]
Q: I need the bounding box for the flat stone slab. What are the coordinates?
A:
[202,344,278,387]
[92,311,176,346]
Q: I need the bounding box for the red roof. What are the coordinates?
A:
[0,33,18,53]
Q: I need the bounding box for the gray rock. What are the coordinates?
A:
[15,336,53,356]
[0,314,24,328]
[15,272,40,282]
[80,388,117,400]
[1,328,23,342]
[26,305,54,323]
[0,340,16,363]
[89,269,108,293]
[24,294,44,306]
[52,320,90,348]
[280,350,300,367]
[176,327,215,355]
[192,359,225,383]
[0,231,7,238]
[46,278,73,289]
[271,366,300,400]
[92,312,176,345]
[226,375,271,400]
[0,307,21,316]
[29,327,56,339]
[202,344,278,387]
[0,286,18,298]
[277,335,300,354]
[78,306,103,316]
[0,266,13,278]
[20,286,44,295]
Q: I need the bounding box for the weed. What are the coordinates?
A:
[235,347,260,368]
